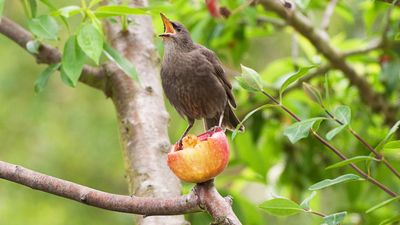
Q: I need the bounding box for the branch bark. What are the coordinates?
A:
[103,0,187,224]
[259,0,398,125]
[0,160,200,215]
[0,17,106,91]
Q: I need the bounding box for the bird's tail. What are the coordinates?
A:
[204,105,244,132]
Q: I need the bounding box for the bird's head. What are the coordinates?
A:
[159,13,193,51]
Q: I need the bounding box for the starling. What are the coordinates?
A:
[159,13,244,145]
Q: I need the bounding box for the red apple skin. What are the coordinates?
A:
[167,130,229,183]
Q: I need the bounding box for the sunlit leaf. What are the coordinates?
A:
[325,156,379,170]
[379,215,400,225]
[34,63,60,93]
[333,105,351,125]
[237,64,264,92]
[279,65,316,99]
[28,15,59,40]
[52,6,81,18]
[366,196,400,214]
[61,35,85,87]
[28,0,37,18]
[376,120,400,151]
[77,23,103,65]
[309,174,362,190]
[259,198,303,216]
[89,0,102,8]
[103,42,138,81]
[283,117,324,143]
[26,40,40,54]
[326,125,346,140]
[303,82,324,107]
[300,191,316,210]
[94,5,148,18]
[323,212,347,225]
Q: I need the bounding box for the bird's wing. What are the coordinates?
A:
[196,45,237,108]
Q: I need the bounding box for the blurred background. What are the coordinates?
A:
[0,0,399,224]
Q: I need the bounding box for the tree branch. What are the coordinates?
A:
[0,160,242,224]
[0,17,106,91]
[0,160,200,215]
[259,0,398,125]
[320,0,338,31]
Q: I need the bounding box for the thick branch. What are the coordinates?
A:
[0,160,242,224]
[0,17,106,91]
[0,160,200,215]
[259,0,397,124]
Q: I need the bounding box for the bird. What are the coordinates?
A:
[159,13,244,147]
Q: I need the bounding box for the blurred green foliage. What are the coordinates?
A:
[1,0,400,224]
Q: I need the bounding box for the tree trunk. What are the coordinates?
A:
[105,0,188,224]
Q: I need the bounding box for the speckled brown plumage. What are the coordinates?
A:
[160,15,243,143]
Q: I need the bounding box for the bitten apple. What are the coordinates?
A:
[167,128,229,183]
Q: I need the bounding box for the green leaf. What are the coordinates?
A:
[379,215,400,225]
[89,0,102,8]
[52,6,81,18]
[60,67,74,87]
[61,35,85,87]
[28,0,37,18]
[326,125,346,140]
[0,0,4,20]
[28,15,59,40]
[302,82,324,107]
[333,105,351,125]
[376,120,400,152]
[325,156,379,170]
[300,191,316,210]
[94,5,148,18]
[259,198,303,216]
[232,104,276,140]
[383,140,400,152]
[308,174,362,191]
[77,23,103,65]
[34,63,60,93]
[279,65,316,99]
[323,212,347,225]
[395,32,400,41]
[283,117,324,143]
[238,64,264,92]
[366,196,400,214]
[26,40,40,54]
[235,76,259,92]
[103,42,138,81]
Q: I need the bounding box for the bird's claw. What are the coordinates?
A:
[174,139,183,151]
[208,126,223,134]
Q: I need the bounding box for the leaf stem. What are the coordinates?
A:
[324,108,400,179]
[260,90,398,197]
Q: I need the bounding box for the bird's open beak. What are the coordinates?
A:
[159,13,175,37]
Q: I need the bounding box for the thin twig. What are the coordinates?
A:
[259,0,398,125]
[320,0,338,31]
[324,109,400,179]
[260,90,398,197]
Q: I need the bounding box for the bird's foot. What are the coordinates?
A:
[174,139,184,151]
[208,126,223,134]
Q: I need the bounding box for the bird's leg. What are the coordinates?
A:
[176,118,195,150]
[218,112,224,127]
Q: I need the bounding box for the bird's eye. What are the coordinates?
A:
[172,23,182,32]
